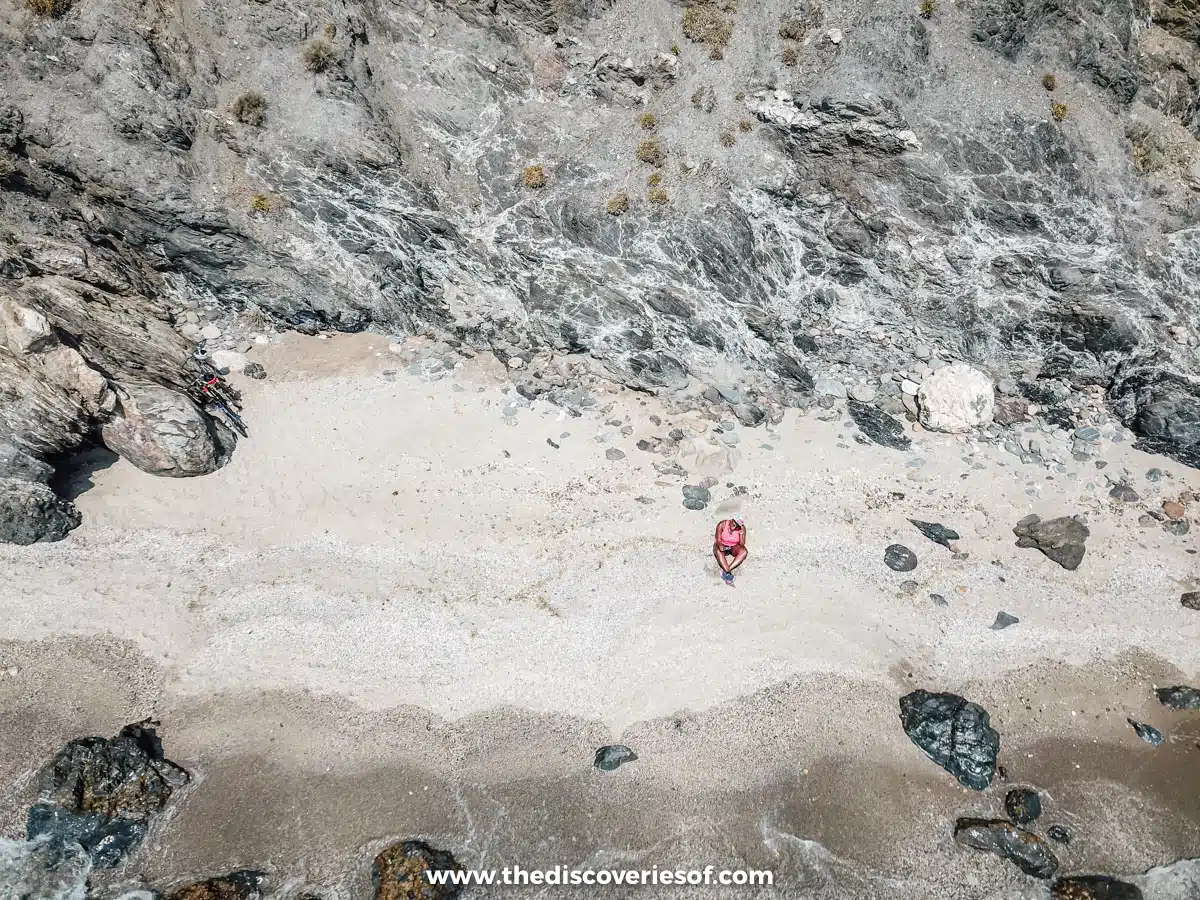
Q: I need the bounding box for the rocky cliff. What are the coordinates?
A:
[1,0,1198,540]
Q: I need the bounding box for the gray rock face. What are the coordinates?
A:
[101,384,233,477]
[27,721,189,868]
[0,837,91,900]
[954,818,1058,879]
[0,477,81,544]
[1013,514,1090,570]
[899,690,1000,790]
[1156,685,1200,710]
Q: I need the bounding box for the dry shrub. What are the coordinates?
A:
[302,39,335,73]
[639,112,658,130]
[648,187,670,205]
[26,0,72,16]
[232,91,267,126]
[636,137,667,167]
[648,171,663,186]
[522,164,548,189]
[324,23,337,39]
[719,128,736,147]
[782,46,798,67]
[606,192,630,215]
[250,194,272,213]
[738,118,754,132]
[1042,72,1057,91]
[918,0,936,19]
[1050,102,1068,122]
[682,3,734,47]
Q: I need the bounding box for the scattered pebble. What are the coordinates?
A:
[1127,719,1164,747]
[594,745,638,771]
[605,448,626,461]
[884,544,918,572]
[991,611,1020,630]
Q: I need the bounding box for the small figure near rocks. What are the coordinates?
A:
[167,870,267,900]
[1013,514,1089,571]
[713,517,748,585]
[1156,685,1200,710]
[954,818,1058,878]
[373,841,464,900]
[1004,787,1043,825]
[594,744,638,771]
[908,519,960,549]
[884,544,918,572]
[1046,824,1073,845]
[916,363,995,433]
[1127,719,1164,746]
[992,611,1020,630]
[1050,875,1143,899]
[899,690,999,790]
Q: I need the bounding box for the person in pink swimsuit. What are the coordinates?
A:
[713,517,748,584]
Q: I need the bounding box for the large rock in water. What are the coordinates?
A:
[899,690,1000,790]
[0,477,81,544]
[373,841,464,900]
[954,818,1059,878]
[26,721,189,868]
[101,384,233,477]
[917,364,995,433]
[0,837,91,900]
[1013,514,1090,570]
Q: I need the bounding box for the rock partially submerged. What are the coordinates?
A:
[899,690,999,790]
[1004,788,1042,825]
[954,818,1058,878]
[0,837,90,900]
[373,841,463,900]
[594,744,638,771]
[1013,514,1089,571]
[1156,686,1200,710]
[847,400,911,450]
[165,871,267,900]
[26,721,189,867]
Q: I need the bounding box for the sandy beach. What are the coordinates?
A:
[1,333,1198,898]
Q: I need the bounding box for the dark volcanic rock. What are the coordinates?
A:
[899,690,1000,790]
[1127,718,1164,746]
[884,544,918,571]
[991,611,1020,629]
[27,720,189,867]
[1183,591,1200,610]
[166,871,268,900]
[909,519,960,549]
[847,400,911,450]
[1051,875,1143,899]
[1156,685,1200,710]
[0,477,80,544]
[1004,787,1043,824]
[594,744,638,771]
[1109,483,1141,503]
[243,362,267,380]
[373,841,463,900]
[954,817,1058,878]
[1013,514,1089,570]
[1047,824,1073,844]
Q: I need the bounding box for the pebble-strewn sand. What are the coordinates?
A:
[1,333,1197,898]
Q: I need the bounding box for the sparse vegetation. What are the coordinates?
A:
[719,128,737,147]
[324,23,337,39]
[25,0,72,17]
[782,46,798,67]
[522,164,548,189]
[709,45,725,60]
[738,118,754,132]
[682,2,734,49]
[636,137,667,167]
[639,112,658,130]
[250,193,272,213]
[1128,121,1195,178]
[0,154,16,178]
[671,43,681,55]
[648,171,663,187]
[1050,101,1068,122]
[302,39,335,73]
[1042,72,1057,91]
[734,91,745,101]
[778,17,806,40]
[232,91,267,126]
[918,0,936,19]
[606,192,630,215]
[648,186,670,206]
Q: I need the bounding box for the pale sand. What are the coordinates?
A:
[0,333,1197,897]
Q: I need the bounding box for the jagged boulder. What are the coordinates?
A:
[917,363,995,433]
[1013,514,1090,570]
[900,690,1000,790]
[0,478,80,544]
[27,721,189,868]
[101,384,233,477]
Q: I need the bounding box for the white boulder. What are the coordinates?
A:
[917,363,995,433]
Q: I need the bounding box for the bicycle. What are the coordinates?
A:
[194,348,248,437]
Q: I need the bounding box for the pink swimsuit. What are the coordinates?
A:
[717,520,742,549]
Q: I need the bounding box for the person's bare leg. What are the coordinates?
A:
[728,547,748,571]
[714,543,732,574]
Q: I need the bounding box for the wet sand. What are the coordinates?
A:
[1,333,1198,897]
